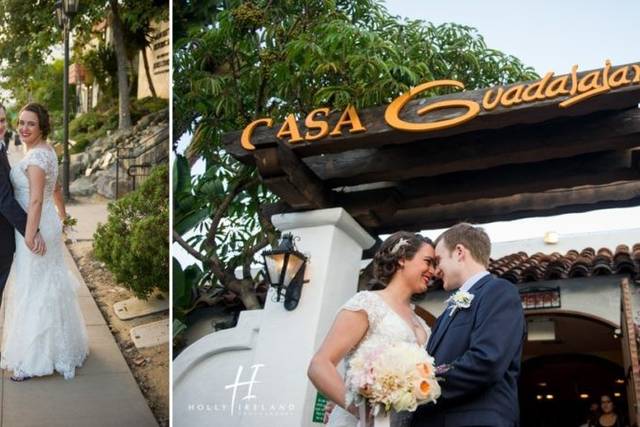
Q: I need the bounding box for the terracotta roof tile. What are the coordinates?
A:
[489,243,640,284]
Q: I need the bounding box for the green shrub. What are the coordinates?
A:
[70,128,107,154]
[93,164,169,299]
[104,113,118,131]
[69,111,105,136]
[131,96,168,123]
[70,137,91,154]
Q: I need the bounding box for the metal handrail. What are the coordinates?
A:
[115,126,168,198]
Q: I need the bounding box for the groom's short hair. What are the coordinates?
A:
[435,223,491,267]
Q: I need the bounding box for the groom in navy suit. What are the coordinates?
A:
[412,223,525,427]
[0,103,45,303]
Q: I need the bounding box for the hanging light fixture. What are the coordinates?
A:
[63,0,80,15]
[262,233,308,311]
[55,1,65,29]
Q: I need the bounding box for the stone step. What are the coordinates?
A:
[113,295,169,320]
[130,318,169,349]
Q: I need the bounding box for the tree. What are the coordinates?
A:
[0,0,167,129]
[123,0,170,99]
[79,43,119,104]
[172,0,539,330]
[0,0,63,106]
[107,0,133,129]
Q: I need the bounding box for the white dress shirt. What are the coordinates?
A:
[459,270,490,293]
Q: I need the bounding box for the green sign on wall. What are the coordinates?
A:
[312,392,328,423]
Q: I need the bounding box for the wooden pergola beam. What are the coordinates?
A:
[253,143,333,210]
[370,181,640,233]
[340,150,640,226]
[308,108,640,187]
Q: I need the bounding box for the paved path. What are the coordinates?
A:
[0,196,158,426]
[66,198,111,241]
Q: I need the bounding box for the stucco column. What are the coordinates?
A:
[239,207,375,427]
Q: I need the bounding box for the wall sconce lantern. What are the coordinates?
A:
[262,233,308,311]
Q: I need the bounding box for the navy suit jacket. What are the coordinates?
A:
[0,145,27,257]
[411,274,526,427]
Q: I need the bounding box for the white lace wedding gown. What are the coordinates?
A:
[1,146,89,379]
[327,291,431,427]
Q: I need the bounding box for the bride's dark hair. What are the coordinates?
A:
[372,231,433,286]
[19,102,51,139]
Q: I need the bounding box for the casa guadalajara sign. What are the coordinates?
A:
[240,60,640,151]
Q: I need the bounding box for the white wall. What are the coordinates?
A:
[172,208,374,427]
[491,228,640,258]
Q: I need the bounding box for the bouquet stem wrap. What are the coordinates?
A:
[373,411,391,427]
[356,404,390,427]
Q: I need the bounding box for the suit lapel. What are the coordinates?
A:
[428,303,457,354]
[0,147,9,173]
[427,311,447,353]
[428,274,493,354]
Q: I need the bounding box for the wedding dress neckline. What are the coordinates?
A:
[370,291,428,346]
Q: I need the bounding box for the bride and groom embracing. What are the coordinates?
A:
[309,223,526,427]
[0,102,88,381]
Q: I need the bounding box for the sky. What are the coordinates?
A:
[383,0,639,75]
[382,0,640,243]
[174,0,640,266]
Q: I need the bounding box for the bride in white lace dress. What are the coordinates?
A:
[308,231,437,427]
[0,103,88,381]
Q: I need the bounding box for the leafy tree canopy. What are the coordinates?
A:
[0,0,167,106]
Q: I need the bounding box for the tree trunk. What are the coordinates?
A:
[142,47,157,98]
[128,58,135,92]
[109,0,132,130]
[228,278,262,310]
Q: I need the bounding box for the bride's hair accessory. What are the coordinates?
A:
[391,238,409,254]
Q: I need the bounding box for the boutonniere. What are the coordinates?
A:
[446,290,474,317]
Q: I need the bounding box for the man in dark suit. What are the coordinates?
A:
[0,103,46,304]
[412,223,525,427]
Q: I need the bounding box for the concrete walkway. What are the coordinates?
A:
[66,198,111,241]
[0,198,158,426]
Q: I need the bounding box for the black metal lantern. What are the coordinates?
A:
[63,0,79,15]
[55,1,65,29]
[262,233,308,311]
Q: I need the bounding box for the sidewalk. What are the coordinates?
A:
[0,198,158,427]
[67,198,110,241]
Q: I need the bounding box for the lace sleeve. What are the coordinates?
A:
[340,291,382,328]
[21,149,54,177]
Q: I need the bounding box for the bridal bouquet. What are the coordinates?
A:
[62,214,79,243]
[345,341,441,423]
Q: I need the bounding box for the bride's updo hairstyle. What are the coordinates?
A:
[372,231,433,286]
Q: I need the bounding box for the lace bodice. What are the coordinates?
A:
[326,291,431,427]
[342,291,430,351]
[10,146,58,207]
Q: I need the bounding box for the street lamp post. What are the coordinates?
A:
[55,0,79,201]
